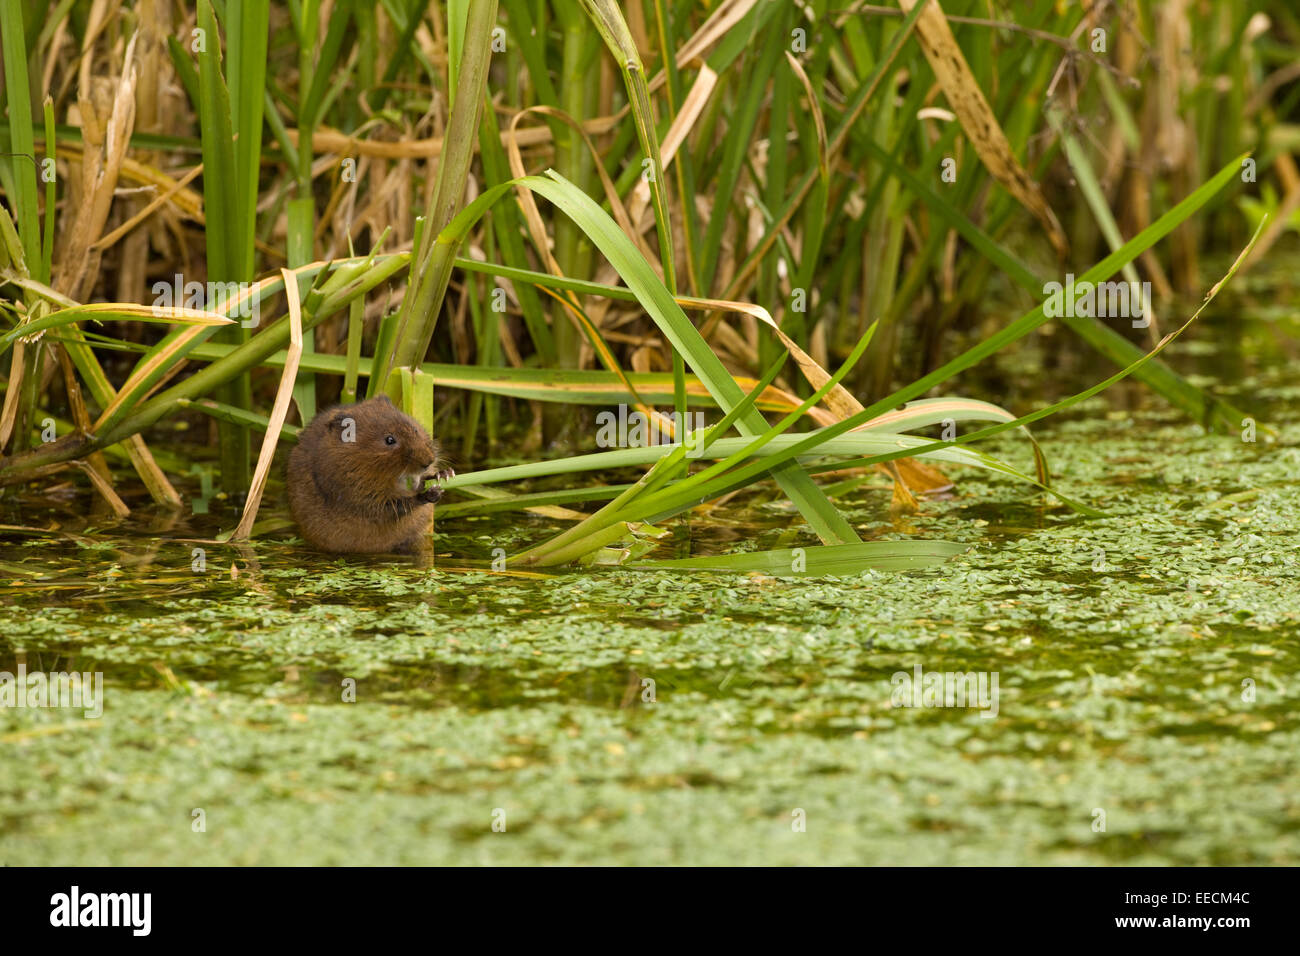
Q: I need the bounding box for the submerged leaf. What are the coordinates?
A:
[633,540,969,576]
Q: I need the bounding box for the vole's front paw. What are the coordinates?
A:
[415,466,453,504]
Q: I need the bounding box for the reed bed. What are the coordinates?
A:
[0,0,1291,569]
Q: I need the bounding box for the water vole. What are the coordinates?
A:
[287,396,452,554]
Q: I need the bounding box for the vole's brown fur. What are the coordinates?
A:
[287,396,451,554]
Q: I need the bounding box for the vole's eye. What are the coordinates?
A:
[384,435,397,446]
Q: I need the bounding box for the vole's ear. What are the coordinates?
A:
[375,394,393,405]
[323,410,360,444]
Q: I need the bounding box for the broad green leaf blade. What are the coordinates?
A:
[523,171,861,545]
[1,303,233,352]
[431,430,1091,514]
[0,0,40,268]
[634,541,969,576]
[861,133,1252,431]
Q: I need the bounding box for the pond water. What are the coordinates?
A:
[2,288,1297,864]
